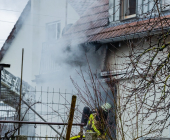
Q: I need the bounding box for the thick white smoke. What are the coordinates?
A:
[0,0,106,138]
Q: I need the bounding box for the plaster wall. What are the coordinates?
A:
[0,1,80,137]
[1,11,32,85]
[105,38,170,138]
[1,0,80,86]
[31,0,79,83]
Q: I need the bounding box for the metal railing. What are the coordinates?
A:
[1,136,60,140]
[27,136,59,140]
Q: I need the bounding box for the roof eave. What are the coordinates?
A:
[96,28,167,44]
[0,0,31,61]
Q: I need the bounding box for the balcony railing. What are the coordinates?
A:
[39,42,58,75]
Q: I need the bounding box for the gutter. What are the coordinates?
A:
[96,27,170,44]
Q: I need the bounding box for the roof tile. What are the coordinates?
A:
[64,0,170,43]
[68,0,97,15]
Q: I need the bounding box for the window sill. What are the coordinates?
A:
[125,14,136,19]
[121,14,137,21]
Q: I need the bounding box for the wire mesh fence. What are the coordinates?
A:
[25,88,82,138]
[0,85,83,139]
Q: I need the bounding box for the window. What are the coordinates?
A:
[121,0,136,19]
[46,21,61,40]
[162,0,170,10]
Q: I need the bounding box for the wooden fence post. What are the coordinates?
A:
[66,95,77,140]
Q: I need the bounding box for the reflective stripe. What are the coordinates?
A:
[87,130,93,132]
[70,135,85,140]
[88,114,101,136]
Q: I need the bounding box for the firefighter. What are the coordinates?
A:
[82,103,112,139]
[70,107,91,140]
[70,135,85,140]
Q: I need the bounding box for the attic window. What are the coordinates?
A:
[121,0,136,19]
[46,21,61,40]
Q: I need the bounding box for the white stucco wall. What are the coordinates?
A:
[31,0,79,83]
[106,39,170,139]
[0,1,80,137]
[1,9,33,85]
[1,0,80,87]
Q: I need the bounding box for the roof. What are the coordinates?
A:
[0,0,96,61]
[64,0,170,44]
[64,0,109,43]
[2,0,170,61]
[68,0,97,16]
[90,15,170,43]
[0,0,31,61]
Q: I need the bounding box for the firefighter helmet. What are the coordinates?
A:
[101,103,112,112]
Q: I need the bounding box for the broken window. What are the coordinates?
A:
[46,21,61,40]
[121,0,136,19]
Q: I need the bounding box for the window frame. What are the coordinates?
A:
[120,0,137,20]
[46,21,61,41]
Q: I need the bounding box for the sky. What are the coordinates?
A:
[0,0,28,49]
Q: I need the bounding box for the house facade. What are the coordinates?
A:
[0,0,98,138]
[63,0,170,139]
[0,0,81,86]
[1,0,170,139]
